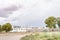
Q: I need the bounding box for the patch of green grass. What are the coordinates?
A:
[20,32,60,40]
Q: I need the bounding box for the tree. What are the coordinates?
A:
[56,17,60,28]
[45,16,56,29]
[2,23,12,32]
[0,25,2,32]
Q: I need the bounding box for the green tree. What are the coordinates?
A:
[0,25,2,32]
[56,17,60,28]
[2,23,12,32]
[45,16,56,29]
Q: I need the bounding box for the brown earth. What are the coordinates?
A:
[0,32,31,40]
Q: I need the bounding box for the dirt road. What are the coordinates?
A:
[0,33,30,40]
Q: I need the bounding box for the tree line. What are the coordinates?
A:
[0,23,12,32]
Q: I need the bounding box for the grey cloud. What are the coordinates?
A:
[0,5,21,17]
[4,5,21,11]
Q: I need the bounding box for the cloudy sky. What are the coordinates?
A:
[0,0,60,27]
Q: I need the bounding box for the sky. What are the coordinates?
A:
[0,0,60,27]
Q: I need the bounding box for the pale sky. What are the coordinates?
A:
[0,0,60,27]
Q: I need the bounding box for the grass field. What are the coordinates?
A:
[0,32,60,40]
[21,32,60,40]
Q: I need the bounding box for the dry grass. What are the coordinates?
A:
[0,32,60,40]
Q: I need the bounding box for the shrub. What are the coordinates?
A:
[0,25,2,32]
[2,23,12,32]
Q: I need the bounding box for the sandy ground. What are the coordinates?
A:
[0,32,31,40]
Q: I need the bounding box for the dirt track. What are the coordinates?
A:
[0,33,30,40]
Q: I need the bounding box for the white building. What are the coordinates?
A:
[12,26,33,32]
[11,26,49,32]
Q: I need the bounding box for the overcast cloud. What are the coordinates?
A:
[0,0,60,27]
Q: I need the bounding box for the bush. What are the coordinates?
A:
[0,25,2,32]
[2,23,12,32]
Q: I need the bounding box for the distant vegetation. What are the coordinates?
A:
[0,23,12,32]
[21,32,60,40]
